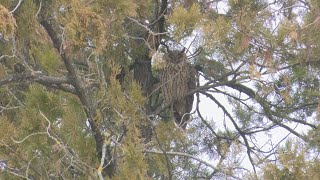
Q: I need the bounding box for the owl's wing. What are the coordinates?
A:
[187,65,197,91]
[184,65,196,113]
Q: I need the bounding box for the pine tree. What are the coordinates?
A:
[0,0,319,179]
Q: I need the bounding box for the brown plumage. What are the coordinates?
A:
[159,49,196,129]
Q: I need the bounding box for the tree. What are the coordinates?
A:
[0,0,319,179]
[261,140,320,180]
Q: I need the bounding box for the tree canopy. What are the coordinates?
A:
[0,0,319,179]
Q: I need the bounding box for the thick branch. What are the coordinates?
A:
[0,72,69,86]
[39,19,114,177]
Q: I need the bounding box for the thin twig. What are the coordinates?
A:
[10,0,24,13]
[144,150,218,170]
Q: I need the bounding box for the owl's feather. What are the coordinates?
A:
[159,50,196,129]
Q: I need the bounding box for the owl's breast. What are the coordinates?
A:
[160,62,194,103]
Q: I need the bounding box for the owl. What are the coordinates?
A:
[159,49,196,129]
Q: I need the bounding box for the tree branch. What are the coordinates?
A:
[144,150,218,171]
[10,0,24,13]
[226,82,308,141]
[39,19,113,177]
[0,72,69,86]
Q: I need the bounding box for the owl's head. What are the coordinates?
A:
[163,48,187,64]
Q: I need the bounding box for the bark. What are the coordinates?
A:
[39,19,115,177]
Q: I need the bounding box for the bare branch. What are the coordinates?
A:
[200,91,257,175]
[226,83,308,141]
[0,72,70,87]
[10,0,24,13]
[144,150,218,170]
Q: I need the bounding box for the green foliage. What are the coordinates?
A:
[59,1,109,53]
[23,85,64,120]
[262,140,320,180]
[0,116,17,145]
[233,102,254,128]
[168,4,203,40]
[31,44,61,74]
[14,0,37,39]
[153,121,185,150]
[104,63,151,178]
[115,125,148,179]
[96,0,137,18]
[202,16,231,49]
[0,5,16,38]
[0,0,319,179]
[308,127,320,150]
